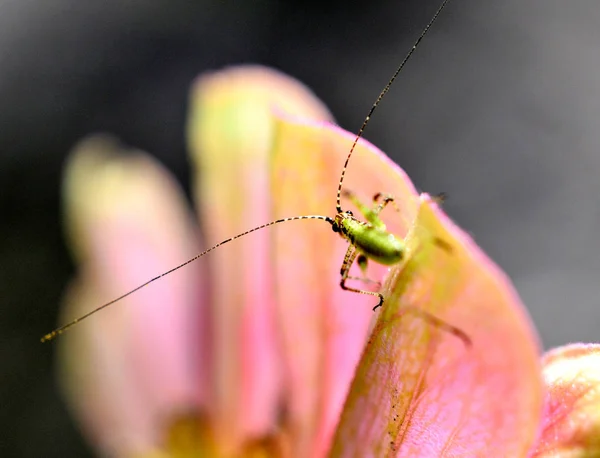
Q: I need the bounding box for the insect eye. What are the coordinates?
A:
[346,210,353,217]
[331,222,340,233]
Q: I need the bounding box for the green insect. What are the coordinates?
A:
[42,0,469,345]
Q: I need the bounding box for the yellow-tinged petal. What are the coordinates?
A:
[330,193,544,456]
[532,343,600,457]
[59,65,550,458]
[186,66,333,452]
[58,136,205,457]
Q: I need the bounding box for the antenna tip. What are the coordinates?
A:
[40,331,58,343]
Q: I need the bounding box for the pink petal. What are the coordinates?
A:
[532,343,600,457]
[187,66,333,451]
[331,192,544,456]
[269,116,421,456]
[57,136,206,456]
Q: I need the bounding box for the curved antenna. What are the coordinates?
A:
[41,214,334,342]
[336,0,453,213]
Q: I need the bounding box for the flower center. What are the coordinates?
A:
[163,412,291,458]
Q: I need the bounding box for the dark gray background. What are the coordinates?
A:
[2,0,599,456]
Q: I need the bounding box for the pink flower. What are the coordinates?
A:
[53,66,599,457]
[531,343,600,457]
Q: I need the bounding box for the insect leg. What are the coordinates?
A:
[342,189,387,229]
[339,245,385,310]
[341,189,377,221]
[339,245,469,344]
[372,192,453,253]
[432,192,447,204]
[373,191,447,209]
[357,253,369,276]
[372,192,402,216]
[345,254,382,287]
[392,306,472,348]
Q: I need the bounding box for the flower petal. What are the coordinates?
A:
[58,136,205,456]
[187,66,333,451]
[532,343,600,457]
[331,194,544,456]
[269,116,421,457]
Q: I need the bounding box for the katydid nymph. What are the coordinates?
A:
[41,0,469,347]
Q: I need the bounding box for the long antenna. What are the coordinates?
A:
[41,215,333,342]
[43,0,454,342]
[336,0,452,213]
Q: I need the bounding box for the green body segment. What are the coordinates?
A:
[340,217,404,265]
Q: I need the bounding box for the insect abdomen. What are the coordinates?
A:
[343,219,404,265]
[357,230,404,265]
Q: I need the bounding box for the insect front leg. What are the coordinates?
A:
[372,191,447,211]
[344,254,382,287]
[341,189,381,226]
[343,189,400,226]
[339,245,384,310]
[342,189,395,231]
[372,192,402,216]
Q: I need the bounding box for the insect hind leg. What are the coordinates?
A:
[394,306,472,348]
[338,243,470,347]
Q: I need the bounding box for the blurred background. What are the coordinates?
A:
[2,0,600,456]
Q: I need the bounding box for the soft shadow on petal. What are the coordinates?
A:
[269,116,420,456]
[331,194,543,456]
[186,66,333,452]
[58,136,205,456]
[532,343,600,457]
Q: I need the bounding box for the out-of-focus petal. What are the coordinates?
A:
[186,66,333,452]
[331,194,543,456]
[532,343,600,457]
[58,136,205,456]
[269,117,420,456]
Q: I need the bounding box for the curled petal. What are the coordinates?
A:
[331,193,544,456]
[58,136,205,456]
[532,343,600,457]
